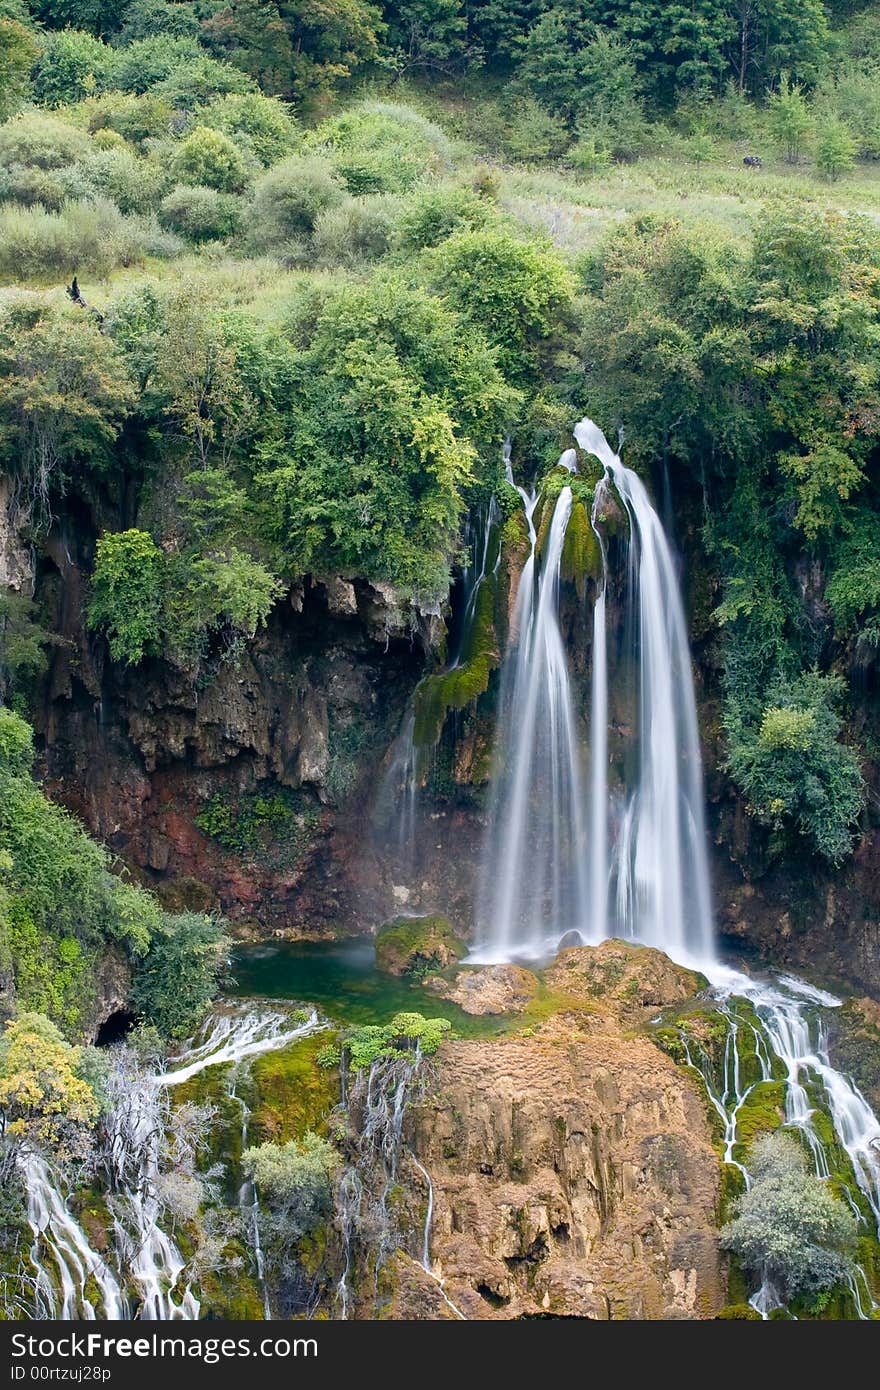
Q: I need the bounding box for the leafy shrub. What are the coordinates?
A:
[88,529,164,666]
[0,1013,98,1158]
[317,1012,453,1071]
[815,114,857,180]
[313,101,452,194]
[32,29,111,107]
[195,91,298,166]
[159,183,243,241]
[726,671,865,863]
[243,1131,337,1238]
[130,911,228,1039]
[84,91,174,146]
[311,194,397,267]
[170,124,251,193]
[395,183,492,252]
[826,512,880,648]
[0,298,134,522]
[66,146,167,214]
[0,110,91,169]
[117,0,201,44]
[149,54,254,110]
[247,152,344,252]
[768,76,814,164]
[0,707,162,1031]
[720,1132,858,1304]
[0,197,162,279]
[104,33,201,95]
[0,16,40,121]
[502,97,570,162]
[423,228,574,384]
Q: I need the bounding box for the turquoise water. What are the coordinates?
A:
[228,937,511,1038]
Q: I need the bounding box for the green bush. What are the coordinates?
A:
[0,17,40,122]
[423,228,574,385]
[0,197,163,278]
[104,33,201,95]
[313,101,452,194]
[0,110,91,169]
[129,911,228,1039]
[66,146,167,214]
[195,91,298,167]
[726,672,865,863]
[395,183,492,252]
[148,55,254,110]
[0,707,165,1032]
[170,124,251,194]
[768,76,814,164]
[158,183,243,241]
[32,29,111,107]
[815,114,857,180]
[318,1012,453,1071]
[247,152,344,252]
[311,194,397,267]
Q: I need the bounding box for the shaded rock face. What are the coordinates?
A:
[34,538,430,932]
[399,949,723,1320]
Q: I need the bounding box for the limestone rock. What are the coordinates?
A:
[405,1003,723,1320]
[424,963,539,1015]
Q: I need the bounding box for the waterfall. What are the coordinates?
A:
[475,476,589,959]
[574,418,714,963]
[334,1046,425,1317]
[472,415,880,1316]
[23,1152,129,1320]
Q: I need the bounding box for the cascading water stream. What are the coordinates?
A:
[475,475,589,959]
[574,418,714,963]
[22,1004,321,1321]
[23,1151,129,1320]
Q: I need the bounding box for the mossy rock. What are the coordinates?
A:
[560,499,602,596]
[250,1029,340,1145]
[731,1079,785,1158]
[715,1303,761,1320]
[412,576,500,753]
[375,915,466,978]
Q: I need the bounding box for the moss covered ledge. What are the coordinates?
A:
[375,915,466,978]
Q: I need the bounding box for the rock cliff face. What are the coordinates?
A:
[21,499,880,998]
[389,944,724,1320]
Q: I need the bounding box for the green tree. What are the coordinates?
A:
[423,228,574,385]
[720,1131,858,1304]
[768,73,814,163]
[201,0,383,109]
[0,1013,99,1157]
[130,912,229,1038]
[815,113,856,180]
[0,299,134,530]
[170,124,252,194]
[382,0,470,76]
[31,28,111,105]
[88,529,164,667]
[725,671,865,863]
[0,16,40,119]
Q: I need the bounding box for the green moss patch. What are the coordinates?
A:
[250,1030,340,1145]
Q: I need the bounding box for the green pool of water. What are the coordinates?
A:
[229,937,513,1038]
